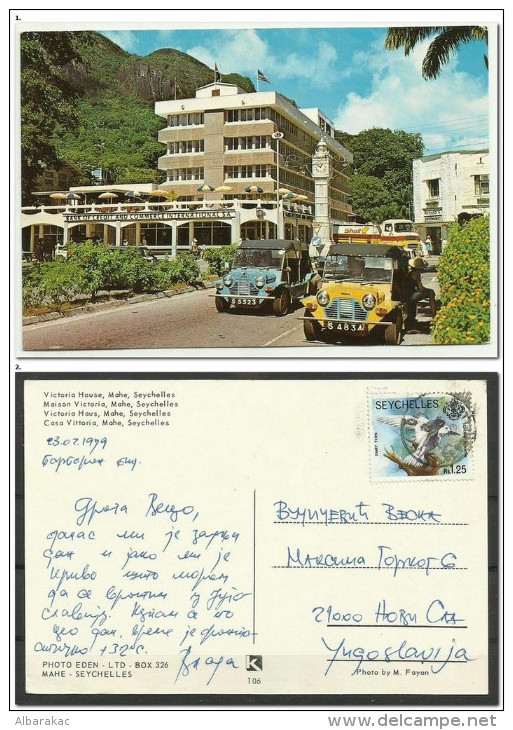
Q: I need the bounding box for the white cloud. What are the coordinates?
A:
[334,39,489,154]
[182,30,338,88]
[101,31,140,54]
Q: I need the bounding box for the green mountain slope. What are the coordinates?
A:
[36,31,255,187]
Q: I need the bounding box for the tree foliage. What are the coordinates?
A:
[20,32,256,198]
[336,128,424,221]
[20,31,96,201]
[384,26,488,79]
[347,175,397,223]
[58,92,166,185]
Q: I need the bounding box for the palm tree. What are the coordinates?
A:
[384,26,488,80]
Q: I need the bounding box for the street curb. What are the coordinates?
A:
[22,281,216,326]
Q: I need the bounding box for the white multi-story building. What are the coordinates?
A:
[412,149,489,252]
[21,81,353,254]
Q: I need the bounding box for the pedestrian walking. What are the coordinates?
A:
[425,236,433,255]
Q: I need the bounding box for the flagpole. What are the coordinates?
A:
[256,71,259,92]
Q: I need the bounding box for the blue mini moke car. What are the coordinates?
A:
[213,239,317,316]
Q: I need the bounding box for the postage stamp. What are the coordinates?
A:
[369,392,477,480]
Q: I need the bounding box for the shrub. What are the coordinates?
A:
[155,253,200,289]
[96,247,160,293]
[22,261,91,310]
[22,244,202,313]
[68,242,162,294]
[431,217,490,344]
[67,240,106,296]
[202,244,238,276]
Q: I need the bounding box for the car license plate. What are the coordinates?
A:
[326,322,366,332]
[234,297,257,305]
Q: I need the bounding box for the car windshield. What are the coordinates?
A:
[323,254,394,283]
[233,248,282,268]
[394,222,414,232]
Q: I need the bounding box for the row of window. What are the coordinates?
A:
[163,163,346,192]
[167,112,205,127]
[225,165,271,179]
[225,136,268,151]
[225,107,269,123]
[425,175,489,199]
[166,168,204,182]
[167,140,205,154]
[267,109,317,150]
[165,106,319,151]
[165,135,313,159]
[330,188,350,204]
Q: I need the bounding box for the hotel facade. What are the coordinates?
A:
[21,82,353,256]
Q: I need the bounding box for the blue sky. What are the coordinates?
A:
[100,25,491,156]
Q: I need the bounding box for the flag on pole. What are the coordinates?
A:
[257,69,270,83]
[214,63,221,82]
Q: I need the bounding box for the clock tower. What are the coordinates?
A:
[311,138,333,253]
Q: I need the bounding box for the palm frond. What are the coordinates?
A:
[422,27,486,79]
[385,27,445,55]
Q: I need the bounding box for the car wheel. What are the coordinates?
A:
[273,290,289,316]
[303,315,320,341]
[215,296,231,313]
[384,315,403,345]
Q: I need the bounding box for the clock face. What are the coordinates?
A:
[315,161,327,173]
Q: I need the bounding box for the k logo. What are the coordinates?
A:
[246,655,263,671]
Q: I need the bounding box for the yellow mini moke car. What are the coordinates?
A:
[299,243,410,345]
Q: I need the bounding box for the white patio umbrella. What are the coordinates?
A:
[149,190,170,198]
[98,191,118,199]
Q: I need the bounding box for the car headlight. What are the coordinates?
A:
[317,289,330,307]
[255,275,265,288]
[223,275,233,287]
[362,293,376,310]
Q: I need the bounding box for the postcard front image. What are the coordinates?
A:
[16,20,498,357]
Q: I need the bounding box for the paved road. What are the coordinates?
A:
[22,263,439,353]
[23,289,316,352]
